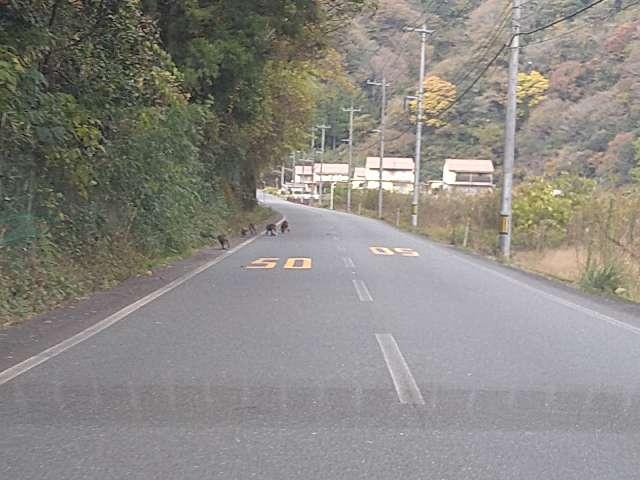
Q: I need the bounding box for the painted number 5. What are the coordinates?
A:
[246,257,279,269]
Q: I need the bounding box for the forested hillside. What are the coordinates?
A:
[332,0,640,183]
[0,0,370,322]
[317,0,640,299]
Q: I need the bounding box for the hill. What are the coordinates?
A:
[331,0,640,184]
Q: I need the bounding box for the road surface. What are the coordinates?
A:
[2,197,640,479]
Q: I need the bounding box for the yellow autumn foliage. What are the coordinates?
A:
[410,75,457,128]
[517,70,549,109]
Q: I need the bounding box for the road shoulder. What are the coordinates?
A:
[0,215,281,374]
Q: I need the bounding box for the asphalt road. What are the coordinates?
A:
[3,197,640,479]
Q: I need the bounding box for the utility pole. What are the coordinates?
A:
[405,23,434,227]
[343,103,361,213]
[280,163,285,190]
[330,182,335,210]
[367,76,390,219]
[291,151,297,184]
[317,124,331,206]
[309,127,316,197]
[499,0,521,259]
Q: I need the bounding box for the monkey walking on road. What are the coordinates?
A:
[217,234,230,249]
[265,223,277,236]
[280,220,290,234]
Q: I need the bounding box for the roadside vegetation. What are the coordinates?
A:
[315,0,640,303]
[0,1,372,325]
[333,179,640,302]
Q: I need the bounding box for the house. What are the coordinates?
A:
[442,159,494,193]
[351,167,367,189]
[294,165,314,192]
[313,163,349,183]
[312,163,349,194]
[365,157,415,194]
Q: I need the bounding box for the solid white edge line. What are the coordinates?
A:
[375,333,425,405]
[0,218,285,386]
[448,253,640,336]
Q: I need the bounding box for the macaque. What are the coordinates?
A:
[248,223,257,235]
[217,234,230,249]
[280,220,290,234]
[266,224,277,236]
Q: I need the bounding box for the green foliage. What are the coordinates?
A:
[579,262,624,294]
[512,175,595,248]
[1,0,369,323]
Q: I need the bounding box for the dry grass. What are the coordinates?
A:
[513,247,584,282]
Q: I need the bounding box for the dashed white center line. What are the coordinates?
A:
[342,257,355,268]
[375,334,425,405]
[352,279,373,302]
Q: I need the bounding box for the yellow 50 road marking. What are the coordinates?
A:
[246,257,279,269]
[394,248,419,257]
[284,258,312,269]
[369,247,419,257]
[246,258,312,270]
[369,246,394,256]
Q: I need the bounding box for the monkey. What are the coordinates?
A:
[248,223,257,235]
[240,227,248,237]
[265,223,277,236]
[280,220,290,234]
[216,234,230,249]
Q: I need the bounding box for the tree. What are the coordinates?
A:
[410,75,457,128]
[517,70,550,117]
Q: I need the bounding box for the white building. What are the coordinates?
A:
[352,167,367,189]
[364,157,415,194]
[294,165,314,192]
[442,159,494,193]
[313,163,349,183]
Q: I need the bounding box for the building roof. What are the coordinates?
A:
[444,159,494,173]
[295,165,313,175]
[313,163,349,175]
[353,167,366,179]
[366,157,415,170]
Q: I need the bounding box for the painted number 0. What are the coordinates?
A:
[284,258,312,269]
[369,247,419,257]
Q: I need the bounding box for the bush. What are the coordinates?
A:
[579,262,625,294]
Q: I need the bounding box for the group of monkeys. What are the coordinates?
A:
[216,220,290,250]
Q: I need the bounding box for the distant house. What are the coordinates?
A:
[352,167,367,189]
[365,157,415,194]
[294,165,314,192]
[313,163,349,183]
[442,159,494,193]
[311,163,349,195]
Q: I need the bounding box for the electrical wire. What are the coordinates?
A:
[522,0,640,48]
[359,0,616,154]
[450,1,512,87]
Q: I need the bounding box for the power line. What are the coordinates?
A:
[359,0,617,154]
[519,0,610,36]
[422,0,620,121]
[451,1,512,87]
[522,0,640,48]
